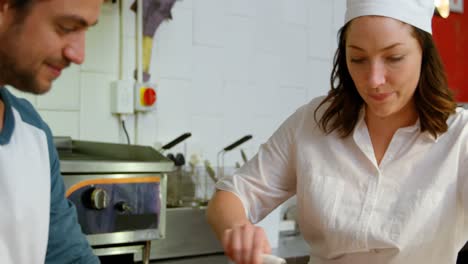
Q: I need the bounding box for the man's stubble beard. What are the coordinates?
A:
[0,17,50,95]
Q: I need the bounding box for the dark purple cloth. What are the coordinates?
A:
[131,0,177,37]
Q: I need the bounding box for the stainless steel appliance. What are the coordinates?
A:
[140,207,223,262]
[55,137,173,264]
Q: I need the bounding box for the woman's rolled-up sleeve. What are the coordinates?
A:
[216,104,309,223]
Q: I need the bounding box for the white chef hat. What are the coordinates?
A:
[344,0,435,34]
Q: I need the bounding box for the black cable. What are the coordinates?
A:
[121,120,131,145]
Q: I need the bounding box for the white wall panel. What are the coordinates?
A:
[226,0,256,17]
[190,46,224,116]
[154,78,191,145]
[37,65,81,111]
[281,0,308,26]
[81,6,119,74]
[279,24,308,87]
[248,52,282,117]
[79,72,120,143]
[276,86,308,122]
[306,59,333,99]
[308,0,334,59]
[38,110,80,139]
[152,7,193,80]
[253,0,281,54]
[176,0,193,10]
[223,16,255,82]
[193,0,226,47]
[333,0,347,33]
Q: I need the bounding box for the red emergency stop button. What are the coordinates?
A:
[143,88,157,106]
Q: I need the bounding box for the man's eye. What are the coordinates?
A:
[59,25,76,33]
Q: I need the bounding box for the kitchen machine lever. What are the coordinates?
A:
[217,135,253,180]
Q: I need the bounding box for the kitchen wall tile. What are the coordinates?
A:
[226,0,256,17]
[81,7,119,74]
[251,85,281,118]
[175,0,193,10]
[248,51,282,117]
[306,58,333,99]
[333,0,347,33]
[277,86,308,122]
[152,7,193,80]
[193,0,227,47]
[253,0,281,54]
[249,51,281,88]
[279,24,308,87]
[308,0,334,59]
[80,72,120,143]
[190,46,224,116]
[153,78,191,146]
[332,0,347,55]
[38,110,80,139]
[223,16,255,82]
[223,81,256,120]
[37,65,80,111]
[280,0,308,26]
[5,86,36,106]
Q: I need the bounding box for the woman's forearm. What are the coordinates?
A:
[206,190,251,240]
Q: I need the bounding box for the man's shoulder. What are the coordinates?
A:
[1,87,47,132]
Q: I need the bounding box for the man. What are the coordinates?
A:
[0,0,103,263]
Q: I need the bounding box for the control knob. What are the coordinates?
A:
[115,201,132,213]
[90,188,109,210]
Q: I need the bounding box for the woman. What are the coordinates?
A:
[207,0,467,263]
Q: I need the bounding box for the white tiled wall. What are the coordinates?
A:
[10,0,346,177]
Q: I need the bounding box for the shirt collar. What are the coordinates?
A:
[353,106,437,143]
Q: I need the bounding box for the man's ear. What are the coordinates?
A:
[0,1,13,31]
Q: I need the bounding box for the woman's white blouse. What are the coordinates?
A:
[216,97,468,264]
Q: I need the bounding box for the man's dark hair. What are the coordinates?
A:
[314,22,456,139]
[11,0,33,9]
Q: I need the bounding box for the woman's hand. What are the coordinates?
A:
[222,223,272,264]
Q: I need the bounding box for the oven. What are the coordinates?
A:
[55,137,173,264]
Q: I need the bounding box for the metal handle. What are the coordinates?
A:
[161,132,192,150]
[223,135,252,152]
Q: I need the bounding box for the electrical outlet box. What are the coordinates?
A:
[111,80,134,114]
[134,82,157,112]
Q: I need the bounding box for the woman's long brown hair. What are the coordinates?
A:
[315,22,457,138]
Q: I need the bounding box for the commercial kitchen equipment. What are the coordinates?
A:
[55,137,173,264]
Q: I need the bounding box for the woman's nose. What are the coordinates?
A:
[367,61,386,88]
